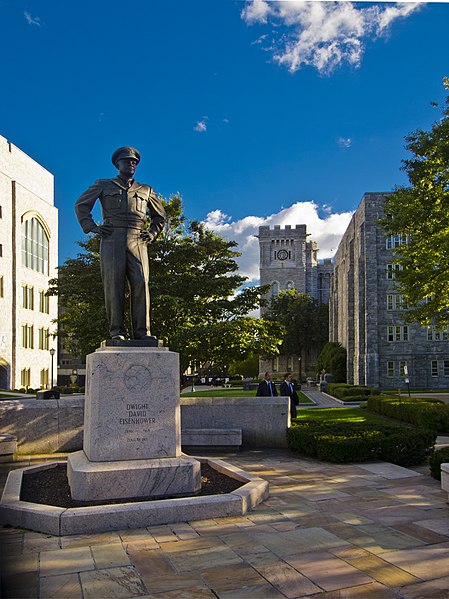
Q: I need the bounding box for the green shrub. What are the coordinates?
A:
[378,429,436,467]
[79,386,85,393]
[287,420,435,466]
[339,394,369,402]
[61,387,74,394]
[429,446,449,480]
[327,384,379,400]
[26,388,35,394]
[367,395,449,433]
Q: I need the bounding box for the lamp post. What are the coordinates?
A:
[49,348,55,389]
[298,356,302,383]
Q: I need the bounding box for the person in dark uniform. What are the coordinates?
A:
[279,372,300,418]
[256,372,278,397]
[75,147,165,341]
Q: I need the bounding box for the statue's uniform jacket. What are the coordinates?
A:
[75,177,166,338]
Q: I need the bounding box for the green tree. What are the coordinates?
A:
[49,195,283,372]
[265,290,329,374]
[380,77,449,327]
[228,354,259,378]
[317,342,347,383]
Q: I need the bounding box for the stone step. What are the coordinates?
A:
[0,434,17,460]
[182,428,242,446]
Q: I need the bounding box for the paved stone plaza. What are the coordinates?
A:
[1,445,449,599]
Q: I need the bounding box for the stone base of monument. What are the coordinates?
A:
[0,343,270,534]
[0,457,269,535]
[67,451,201,501]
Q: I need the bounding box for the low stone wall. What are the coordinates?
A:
[0,397,84,454]
[0,395,289,453]
[180,396,289,448]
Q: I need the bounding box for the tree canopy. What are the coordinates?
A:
[49,195,284,373]
[265,290,329,372]
[317,342,347,383]
[380,78,449,327]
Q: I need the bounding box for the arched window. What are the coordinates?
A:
[286,281,295,290]
[271,282,279,297]
[21,217,49,275]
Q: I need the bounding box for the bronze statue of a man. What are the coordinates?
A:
[75,147,166,341]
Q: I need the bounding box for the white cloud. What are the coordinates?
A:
[24,11,42,26]
[202,201,353,283]
[194,119,207,132]
[242,0,273,24]
[241,1,422,74]
[337,137,352,148]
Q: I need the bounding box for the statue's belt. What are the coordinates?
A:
[103,218,146,229]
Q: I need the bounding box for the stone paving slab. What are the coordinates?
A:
[1,447,449,599]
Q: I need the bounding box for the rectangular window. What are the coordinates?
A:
[272,357,279,372]
[40,368,49,389]
[21,324,34,349]
[386,235,409,249]
[397,295,408,310]
[386,264,403,279]
[399,361,407,376]
[387,325,409,342]
[0,275,3,298]
[444,361,449,376]
[22,284,34,310]
[39,290,50,314]
[38,328,50,350]
[431,360,439,377]
[427,326,449,341]
[386,294,408,311]
[20,368,31,388]
[387,361,395,377]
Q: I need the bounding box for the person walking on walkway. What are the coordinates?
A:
[280,372,300,418]
[256,372,278,397]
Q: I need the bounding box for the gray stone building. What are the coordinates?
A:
[330,192,449,390]
[258,224,333,379]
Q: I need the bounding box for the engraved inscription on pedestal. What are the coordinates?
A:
[83,347,180,462]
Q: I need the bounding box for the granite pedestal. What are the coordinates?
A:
[68,345,201,501]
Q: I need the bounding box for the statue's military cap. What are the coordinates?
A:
[111,146,141,167]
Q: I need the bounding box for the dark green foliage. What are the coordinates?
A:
[327,383,379,400]
[265,291,329,371]
[49,195,283,372]
[317,342,347,382]
[379,78,449,327]
[61,387,74,394]
[367,395,449,433]
[26,388,35,394]
[288,420,436,466]
[429,447,449,480]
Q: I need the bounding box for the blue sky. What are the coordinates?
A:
[1,0,448,281]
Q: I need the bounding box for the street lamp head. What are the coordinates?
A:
[50,348,55,356]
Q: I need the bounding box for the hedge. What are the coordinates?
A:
[429,447,449,481]
[367,395,449,433]
[287,420,436,466]
[327,383,381,401]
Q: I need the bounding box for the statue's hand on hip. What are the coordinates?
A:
[91,223,114,238]
[140,230,156,244]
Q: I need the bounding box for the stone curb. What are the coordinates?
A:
[0,457,269,536]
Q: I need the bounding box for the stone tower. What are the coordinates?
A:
[258,225,332,379]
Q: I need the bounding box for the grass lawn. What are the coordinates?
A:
[294,406,398,425]
[182,388,313,403]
